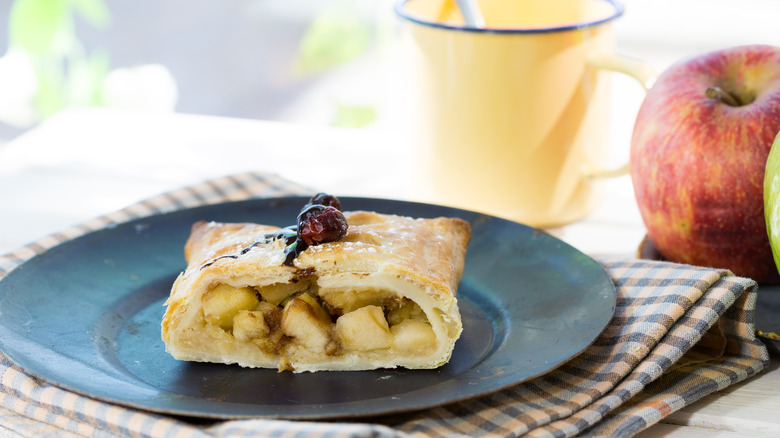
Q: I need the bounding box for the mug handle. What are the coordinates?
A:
[583,54,657,179]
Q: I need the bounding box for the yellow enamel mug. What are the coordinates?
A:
[395,0,654,227]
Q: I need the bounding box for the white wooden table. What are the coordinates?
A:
[0,108,778,437]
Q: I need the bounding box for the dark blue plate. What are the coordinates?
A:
[0,197,616,419]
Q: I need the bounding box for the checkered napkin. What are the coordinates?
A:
[0,172,769,438]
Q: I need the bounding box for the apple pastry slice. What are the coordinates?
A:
[161,209,471,372]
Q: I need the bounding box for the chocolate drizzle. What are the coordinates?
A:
[199,226,297,270]
[198,194,347,270]
[200,254,239,269]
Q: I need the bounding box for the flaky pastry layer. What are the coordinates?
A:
[161,210,471,372]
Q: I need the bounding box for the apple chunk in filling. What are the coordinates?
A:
[233,301,283,354]
[232,300,282,341]
[391,319,436,353]
[280,293,337,354]
[232,309,270,341]
[334,297,437,354]
[202,284,260,330]
[336,305,393,351]
[258,280,313,306]
[319,287,394,315]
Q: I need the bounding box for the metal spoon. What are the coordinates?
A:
[455,0,485,28]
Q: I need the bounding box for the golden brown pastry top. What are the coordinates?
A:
[181,210,471,302]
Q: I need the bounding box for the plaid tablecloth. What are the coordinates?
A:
[0,172,770,437]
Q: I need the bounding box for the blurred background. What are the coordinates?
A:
[0,0,779,149]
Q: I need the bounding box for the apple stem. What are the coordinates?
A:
[705,86,741,106]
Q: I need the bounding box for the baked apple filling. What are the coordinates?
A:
[201,282,437,362]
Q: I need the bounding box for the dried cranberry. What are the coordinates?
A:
[307,193,342,211]
[298,205,348,246]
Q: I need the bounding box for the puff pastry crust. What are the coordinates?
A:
[161,210,471,372]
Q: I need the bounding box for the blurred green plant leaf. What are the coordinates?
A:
[67,0,111,28]
[295,9,372,75]
[67,50,110,106]
[333,104,376,128]
[33,58,66,118]
[4,0,114,124]
[8,0,69,55]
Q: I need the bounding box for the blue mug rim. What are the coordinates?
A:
[393,0,625,34]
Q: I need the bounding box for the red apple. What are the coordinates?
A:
[630,44,780,284]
